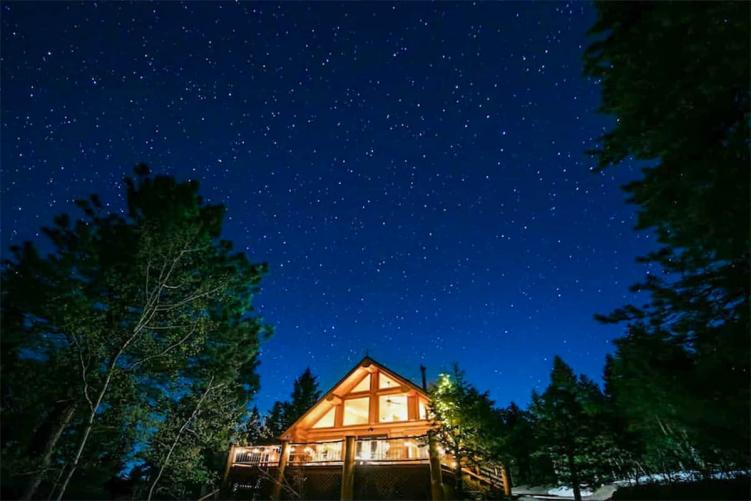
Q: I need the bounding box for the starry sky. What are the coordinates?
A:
[1,2,653,412]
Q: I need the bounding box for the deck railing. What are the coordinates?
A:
[231,435,429,467]
[354,436,429,462]
[234,445,281,466]
[289,439,343,464]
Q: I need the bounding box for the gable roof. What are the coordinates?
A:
[280,356,429,439]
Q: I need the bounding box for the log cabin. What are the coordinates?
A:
[223,357,508,500]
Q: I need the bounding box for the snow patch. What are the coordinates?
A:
[546,486,594,497]
[614,470,750,486]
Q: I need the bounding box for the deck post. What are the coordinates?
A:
[340,436,356,501]
[222,444,236,487]
[500,463,512,497]
[427,431,444,501]
[271,440,290,501]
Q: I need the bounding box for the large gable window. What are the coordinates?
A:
[312,407,336,428]
[379,372,399,389]
[379,394,408,422]
[343,397,369,425]
[351,374,370,393]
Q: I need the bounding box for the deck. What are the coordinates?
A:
[224,434,508,499]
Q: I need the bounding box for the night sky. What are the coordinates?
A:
[1,2,653,412]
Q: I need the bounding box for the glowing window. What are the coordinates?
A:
[343,397,370,425]
[379,394,408,422]
[419,400,428,420]
[379,372,399,389]
[312,407,336,428]
[352,374,370,393]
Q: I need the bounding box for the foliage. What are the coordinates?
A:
[285,368,322,426]
[249,368,322,443]
[529,357,618,501]
[429,365,503,493]
[139,383,245,500]
[584,0,750,475]
[242,407,266,445]
[1,165,270,499]
[496,402,555,487]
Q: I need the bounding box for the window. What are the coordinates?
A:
[418,400,428,420]
[312,407,336,428]
[379,372,399,389]
[343,397,369,425]
[352,374,370,393]
[379,394,408,422]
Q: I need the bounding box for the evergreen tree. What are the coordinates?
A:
[263,401,289,441]
[285,368,321,425]
[529,357,614,501]
[243,407,266,445]
[498,402,556,487]
[258,368,321,442]
[585,1,750,470]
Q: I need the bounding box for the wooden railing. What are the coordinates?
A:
[232,436,430,467]
[234,444,281,466]
[289,439,343,464]
[354,436,429,462]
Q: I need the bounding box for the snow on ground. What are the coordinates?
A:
[546,486,593,497]
[614,469,750,486]
[514,471,751,500]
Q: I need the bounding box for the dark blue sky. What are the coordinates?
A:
[1,2,653,411]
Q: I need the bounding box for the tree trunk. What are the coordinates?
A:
[22,401,78,500]
[54,354,122,501]
[453,454,463,494]
[567,452,581,501]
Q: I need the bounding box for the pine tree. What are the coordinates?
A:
[258,368,321,442]
[499,402,556,487]
[244,407,266,445]
[284,368,321,425]
[263,401,289,441]
[529,357,614,501]
[585,1,750,470]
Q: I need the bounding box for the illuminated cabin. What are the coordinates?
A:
[281,356,432,443]
[223,357,508,500]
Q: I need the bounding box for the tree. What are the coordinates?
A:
[585,1,750,470]
[529,357,615,501]
[256,368,321,443]
[429,365,503,494]
[498,402,556,487]
[243,407,266,445]
[285,368,321,425]
[142,381,245,500]
[263,401,289,442]
[1,165,270,499]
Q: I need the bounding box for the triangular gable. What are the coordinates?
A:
[280,356,429,439]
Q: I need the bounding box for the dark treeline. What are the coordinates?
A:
[243,368,322,445]
[427,2,750,500]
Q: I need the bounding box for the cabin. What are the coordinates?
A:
[223,357,508,500]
